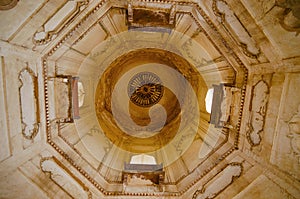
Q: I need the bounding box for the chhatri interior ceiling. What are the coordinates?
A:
[0,0,300,198]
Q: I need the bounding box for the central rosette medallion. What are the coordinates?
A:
[128,72,164,107]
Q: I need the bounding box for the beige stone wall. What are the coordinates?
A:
[0,0,299,198]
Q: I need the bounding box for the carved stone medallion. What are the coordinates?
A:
[128,72,164,107]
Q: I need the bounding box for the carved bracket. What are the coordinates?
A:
[246,80,269,147]
[192,162,243,199]
[19,68,39,140]
[33,0,89,45]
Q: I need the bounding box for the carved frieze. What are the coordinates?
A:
[247,80,269,147]
[19,68,39,140]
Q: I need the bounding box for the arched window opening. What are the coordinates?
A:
[130,154,157,165]
[205,88,214,114]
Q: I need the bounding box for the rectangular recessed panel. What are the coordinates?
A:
[0,57,10,161]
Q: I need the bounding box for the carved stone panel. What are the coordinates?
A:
[33,0,89,45]
[241,0,300,58]
[246,80,269,146]
[193,163,243,199]
[213,0,260,59]
[40,157,92,199]
[19,68,39,140]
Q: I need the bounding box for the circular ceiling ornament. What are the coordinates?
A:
[128,72,164,107]
[0,0,18,10]
[94,48,207,156]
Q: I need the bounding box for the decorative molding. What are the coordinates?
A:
[287,104,300,164]
[18,67,39,140]
[40,157,92,199]
[0,0,18,10]
[33,0,89,45]
[246,80,269,147]
[212,0,260,59]
[192,162,243,199]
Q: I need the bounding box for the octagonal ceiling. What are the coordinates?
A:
[42,1,245,196]
[1,0,300,199]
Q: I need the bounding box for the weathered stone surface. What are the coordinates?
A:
[0,0,299,198]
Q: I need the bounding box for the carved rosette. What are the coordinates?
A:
[128,72,164,107]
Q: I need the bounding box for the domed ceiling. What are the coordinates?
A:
[41,1,245,196]
[95,48,206,153]
[1,0,300,198]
